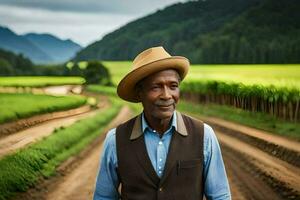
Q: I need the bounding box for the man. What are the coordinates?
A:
[94,46,231,200]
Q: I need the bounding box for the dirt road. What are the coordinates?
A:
[44,106,132,200]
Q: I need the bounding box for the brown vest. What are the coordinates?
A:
[116,112,204,200]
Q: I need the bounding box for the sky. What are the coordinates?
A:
[0,0,186,47]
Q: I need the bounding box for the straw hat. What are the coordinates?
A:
[117,46,189,103]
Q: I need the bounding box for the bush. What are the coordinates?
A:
[83,61,112,85]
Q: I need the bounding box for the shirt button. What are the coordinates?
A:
[159,158,162,162]
[159,141,163,145]
[159,187,163,192]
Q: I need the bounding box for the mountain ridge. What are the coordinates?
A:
[0,26,82,64]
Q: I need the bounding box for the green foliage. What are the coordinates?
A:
[177,100,300,140]
[0,58,13,76]
[0,48,34,75]
[0,102,121,200]
[0,76,85,87]
[0,48,112,82]
[194,0,300,64]
[83,61,112,85]
[87,85,116,96]
[0,93,86,124]
[181,80,300,121]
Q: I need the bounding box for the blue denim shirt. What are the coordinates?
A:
[94,112,231,200]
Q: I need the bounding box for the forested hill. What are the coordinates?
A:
[74,0,300,64]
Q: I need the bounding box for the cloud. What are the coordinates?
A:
[0,4,137,46]
[0,0,183,15]
[0,0,185,46]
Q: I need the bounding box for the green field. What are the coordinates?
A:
[0,99,121,200]
[103,61,300,89]
[0,76,85,87]
[0,93,87,124]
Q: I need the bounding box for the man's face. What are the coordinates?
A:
[138,69,180,121]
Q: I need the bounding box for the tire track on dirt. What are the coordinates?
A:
[218,131,300,199]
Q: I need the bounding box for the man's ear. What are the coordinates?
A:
[135,87,142,101]
[135,81,143,101]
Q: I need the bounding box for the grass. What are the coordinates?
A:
[0,93,87,124]
[177,100,300,140]
[0,99,122,200]
[103,61,131,86]
[0,76,85,87]
[86,85,142,115]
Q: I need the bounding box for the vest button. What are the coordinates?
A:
[159,187,163,192]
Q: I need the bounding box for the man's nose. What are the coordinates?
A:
[161,86,172,99]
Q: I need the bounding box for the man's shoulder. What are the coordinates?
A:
[105,128,117,144]
[179,112,204,126]
[177,111,215,136]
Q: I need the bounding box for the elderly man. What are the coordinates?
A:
[93,47,231,200]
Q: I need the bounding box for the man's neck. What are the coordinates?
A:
[143,113,173,134]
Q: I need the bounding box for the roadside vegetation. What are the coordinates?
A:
[0,93,87,124]
[87,85,300,140]
[177,101,300,140]
[0,99,121,200]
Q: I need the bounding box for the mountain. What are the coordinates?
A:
[0,26,52,63]
[24,33,81,63]
[0,26,82,64]
[74,0,300,64]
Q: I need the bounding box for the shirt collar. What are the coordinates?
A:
[141,112,177,133]
[130,111,188,140]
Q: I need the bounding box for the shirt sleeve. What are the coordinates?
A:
[93,128,120,200]
[203,123,231,200]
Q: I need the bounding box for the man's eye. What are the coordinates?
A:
[170,85,178,89]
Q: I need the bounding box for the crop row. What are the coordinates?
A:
[0,99,121,200]
[0,76,85,87]
[0,93,87,124]
[181,80,300,122]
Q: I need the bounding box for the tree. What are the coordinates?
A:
[83,61,112,85]
[0,58,14,75]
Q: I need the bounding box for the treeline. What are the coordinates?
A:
[0,48,34,75]
[188,0,300,63]
[0,48,112,85]
[74,0,300,64]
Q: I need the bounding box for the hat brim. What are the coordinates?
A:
[117,56,189,103]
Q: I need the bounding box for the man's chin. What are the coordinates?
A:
[154,110,174,120]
